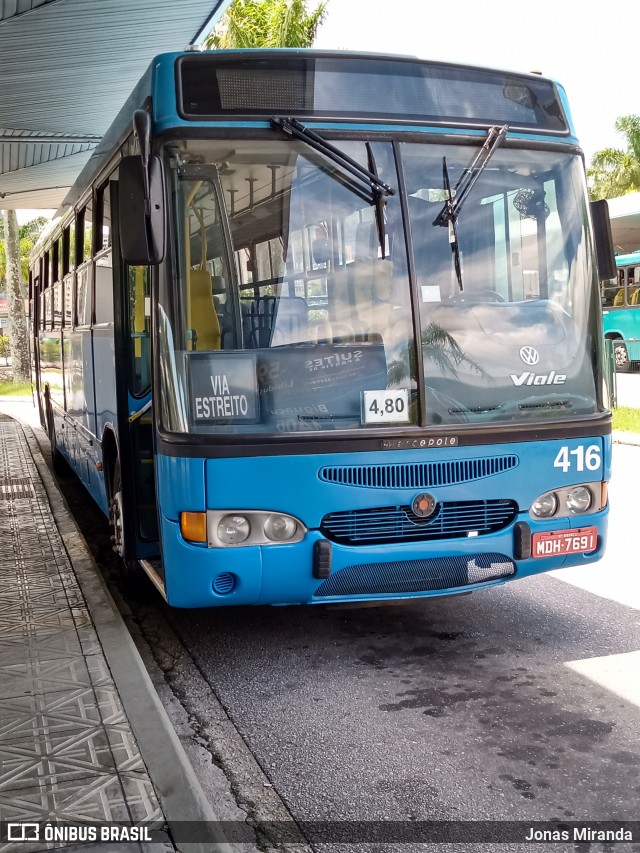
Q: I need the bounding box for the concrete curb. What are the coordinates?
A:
[612,430,640,446]
[19,420,232,853]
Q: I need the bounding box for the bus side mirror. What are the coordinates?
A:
[590,199,616,281]
[118,155,166,265]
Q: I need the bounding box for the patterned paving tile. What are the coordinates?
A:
[0,631,84,666]
[0,660,97,701]
[0,771,137,822]
[0,420,169,848]
[0,690,104,745]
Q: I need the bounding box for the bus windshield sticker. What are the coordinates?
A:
[187,352,259,424]
[257,342,388,429]
[362,389,410,424]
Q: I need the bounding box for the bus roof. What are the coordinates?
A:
[615,250,640,266]
[57,49,576,219]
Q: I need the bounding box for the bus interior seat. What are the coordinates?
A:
[630,269,640,305]
[188,268,221,350]
[613,288,625,306]
[270,295,309,345]
[242,297,274,348]
[242,295,309,348]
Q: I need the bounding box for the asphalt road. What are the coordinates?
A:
[125,444,640,852]
[4,398,639,851]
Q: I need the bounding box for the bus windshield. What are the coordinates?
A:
[159,138,600,435]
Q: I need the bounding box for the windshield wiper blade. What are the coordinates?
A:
[272,116,394,199]
[366,142,389,259]
[272,117,394,257]
[441,156,464,292]
[433,124,508,228]
[433,124,508,292]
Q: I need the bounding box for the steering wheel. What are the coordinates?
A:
[446,290,505,304]
[466,290,506,303]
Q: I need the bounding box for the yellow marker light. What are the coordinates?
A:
[601,481,608,509]
[180,511,207,543]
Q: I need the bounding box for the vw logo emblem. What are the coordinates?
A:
[519,346,540,366]
[412,493,436,519]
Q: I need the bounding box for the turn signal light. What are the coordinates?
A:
[180,511,207,543]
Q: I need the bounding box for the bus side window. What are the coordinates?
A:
[629,267,640,305]
[186,194,221,351]
[129,265,151,395]
[83,199,93,263]
[94,183,114,325]
[42,250,50,330]
[601,278,618,307]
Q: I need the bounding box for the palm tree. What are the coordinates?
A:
[0,215,47,288]
[205,0,327,49]
[587,115,640,200]
[1,210,31,381]
[387,323,488,386]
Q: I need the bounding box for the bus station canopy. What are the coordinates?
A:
[0,0,230,211]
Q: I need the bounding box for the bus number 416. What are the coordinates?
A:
[553,445,601,473]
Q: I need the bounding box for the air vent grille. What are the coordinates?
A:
[313,553,515,597]
[320,500,517,545]
[319,455,518,489]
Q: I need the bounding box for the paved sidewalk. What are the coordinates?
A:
[612,429,640,446]
[0,415,228,853]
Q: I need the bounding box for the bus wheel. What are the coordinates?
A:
[614,341,631,373]
[108,462,145,584]
[109,463,126,559]
[46,403,67,474]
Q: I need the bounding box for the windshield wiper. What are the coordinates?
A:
[271,116,394,257]
[433,125,508,291]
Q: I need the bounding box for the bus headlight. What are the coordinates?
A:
[206,510,306,547]
[217,514,250,544]
[531,492,558,518]
[264,514,297,541]
[529,482,601,521]
[565,486,593,513]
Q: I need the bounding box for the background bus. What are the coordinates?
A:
[30,50,615,608]
[601,250,640,371]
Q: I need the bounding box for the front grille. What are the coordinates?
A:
[318,455,518,489]
[320,499,517,546]
[313,553,515,597]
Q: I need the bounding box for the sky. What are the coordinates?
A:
[313,0,637,164]
[15,0,636,224]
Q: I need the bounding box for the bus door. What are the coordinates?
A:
[122,263,159,554]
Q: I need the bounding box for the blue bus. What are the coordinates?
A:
[30,50,616,608]
[601,250,640,371]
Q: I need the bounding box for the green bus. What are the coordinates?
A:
[602,250,640,371]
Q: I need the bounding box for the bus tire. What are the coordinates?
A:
[46,402,67,474]
[108,461,146,586]
[614,340,631,373]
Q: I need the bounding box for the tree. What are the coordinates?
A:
[1,210,31,381]
[0,215,47,286]
[587,115,640,200]
[0,334,10,366]
[206,0,327,49]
